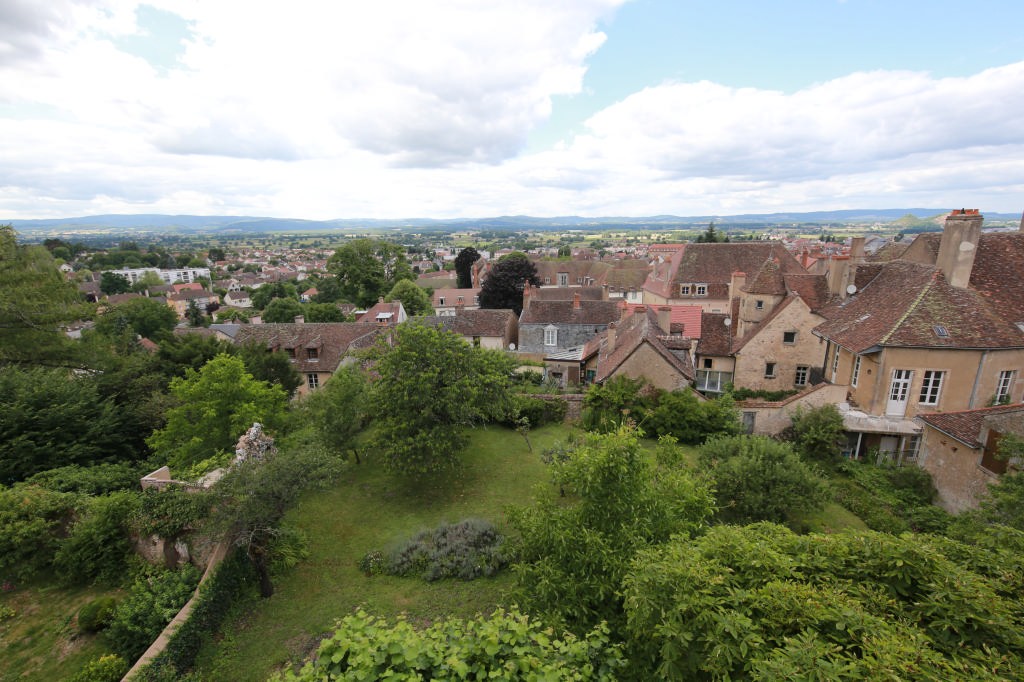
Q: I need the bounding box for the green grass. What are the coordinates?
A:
[0,580,122,682]
[798,501,869,534]
[195,423,576,681]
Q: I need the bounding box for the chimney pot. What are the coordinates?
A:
[573,292,581,309]
[937,209,983,288]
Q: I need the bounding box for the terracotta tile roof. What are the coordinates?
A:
[696,313,733,356]
[234,322,383,374]
[619,303,703,338]
[815,261,1024,352]
[431,288,480,306]
[533,260,611,286]
[743,258,787,295]
[969,233,1024,329]
[595,308,694,384]
[782,274,833,313]
[917,403,1024,448]
[643,246,686,299]
[669,242,805,300]
[604,259,651,290]
[519,299,620,326]
[429,309,516,338]
[358,301,404,324]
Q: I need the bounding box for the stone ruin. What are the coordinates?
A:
[233,422,277,465]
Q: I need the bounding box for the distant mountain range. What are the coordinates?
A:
[6,209,1021,234]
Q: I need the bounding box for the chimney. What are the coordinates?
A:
[729,271,746,300]
[294,315,304,324]
[250,315,263,324]
[601,284,609,301]
[522,283,532,312]
[606,321,617,352]
[573,292,581,310]
[936,209,983,288]
[657,306,672,334]
[378,296,385,304]
[1019,210,1023,233]
[842,237,865,296]
[619,299,630,320]
[827,255,850,298]
[633,305,647,321]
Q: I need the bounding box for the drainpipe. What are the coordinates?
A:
[968,350,988,409]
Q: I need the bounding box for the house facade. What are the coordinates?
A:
[518,288,620,354]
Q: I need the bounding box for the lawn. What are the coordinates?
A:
[0,580,121,682]
[194,423,577,681]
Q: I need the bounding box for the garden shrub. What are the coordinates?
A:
[69,654,128,682]
[646,390,741,444]
[0,483,78,582]
[26,462,147,495]
[581,376,649,432]
[506,395,567,427]
[831,460,944,534]
[105,564,201,660]
[77,596,118,633]
[55,490,141,585]
[788,404,845,460]
[0,604,15,623]
[729,386,800,402]
[131,487,213,539]
[367,519,508,581]
[699,435,828,524]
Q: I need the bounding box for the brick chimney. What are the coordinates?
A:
[633,305,647,323]
[657,306,672,334]
[294,315,304,324]
[522,283,533,312]
[250,315,263,324]
[937,209,983,288]
[601,284,609,301]
[606,321,617,352]
[573,291,581,310]
[619,299,630,320]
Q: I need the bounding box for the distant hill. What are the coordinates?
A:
[6,209,1020,235]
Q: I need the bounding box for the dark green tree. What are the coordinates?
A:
[303,366,369,455]
[369,323,515,474]
[302,302,348,322]
[250,281,298,311]
[237,340,303,397]
[310,276,344,304]
[100,272,132,295]
[185,299,205,327]
[788,403,846,460]
[453,247,480,289]
[262,297,304,323]
[327,238,414,308]
[478,252,539,316]
[94,297,178,341]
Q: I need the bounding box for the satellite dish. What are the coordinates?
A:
[723,318,732,327]
[846,284,857,295]
[509,342,516,351]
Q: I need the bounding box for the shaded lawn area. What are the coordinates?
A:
[0,580,121,682]
[195,423,576,681]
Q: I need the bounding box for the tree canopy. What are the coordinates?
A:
[453,247,480,289]
[94,297,178,341]
[369,322,515,474]
[327,238,414,308]
[478,252,539,316]
[384,279,432,316]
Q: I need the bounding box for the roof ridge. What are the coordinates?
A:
[878,268,937,346]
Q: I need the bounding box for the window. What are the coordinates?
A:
[286,348,296,360]
[438,297,446,305]
[851,355,861,387]
[933,325,949,338]
[585,369,597,384]
[919,370,945,405]
[755,300,764,310]
[695,284,707,296]
[680,284,691,296]
[830,346,840,382]
[795,365,809,386]
[996,370,1015,404]
[703,358,713,369]
[306,348,319,361]
[558,273,568,287]
[543,326,557,346]
[765,362,777,378]
[696,370,732,393]
[457,296,464,304]
[783,331,797,344]
[306,373,319,390]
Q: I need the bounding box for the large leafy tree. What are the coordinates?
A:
[0,225,86,367]
[303,365,369,455]
[302,302,348,322]
[0,366,130,483]
[369,322,515,474]
[146,354,288,471]
[99,271,132,295]
[327,238,413,308]
[453,246,480,288]
[508,429,714,635]
[250,281,297,311]
[384,279,432,316]
[94,297,178,341]
[478,252,539,316]
[261,296,304,323]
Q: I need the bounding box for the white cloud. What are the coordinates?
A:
[2,1,1024,220]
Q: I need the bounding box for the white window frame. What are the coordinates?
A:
[680,284,691,296]
[755,300,764,310]
[783,331,797,344]
[543,326,558,346]
[918,370,945,405]
[851,355,861,387]
[307,373,319,390]
[695,284,708,296]
[830,346,841,382]
[996,370,1015,403]
[795,365,809,386]
[558,272,568,287]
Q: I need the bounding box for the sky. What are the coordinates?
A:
[2,0,1024,220]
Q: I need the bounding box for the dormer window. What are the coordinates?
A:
[755,300,764,310]
[695,284,707,296]
[438,297,446,306]
[307,348,319,361]
[544,325,558,346]
[680,284,691,296]
[285,347,296,360]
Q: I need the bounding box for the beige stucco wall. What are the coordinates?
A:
[740,383,849,436]
[733,301,826,391]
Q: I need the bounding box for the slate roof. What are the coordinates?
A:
[594,308,694,384]
[917,404,1024,448]
[519,299,621,326]
[696,313,733,356]
[668,242,805,300]
[814,260,1024,353]
[234,322,382,374]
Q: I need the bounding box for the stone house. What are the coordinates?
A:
[518,288,620,354]
[916,403,1024,512]
[812,210,1024,461]
[420,309,518,350]
[233,321,384,396]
